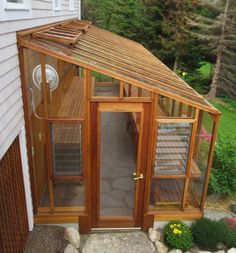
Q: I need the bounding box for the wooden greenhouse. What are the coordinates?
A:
[17,19,221,233]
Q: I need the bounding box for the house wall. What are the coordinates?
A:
[0,0,81,230]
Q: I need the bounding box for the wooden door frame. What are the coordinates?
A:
[90,102,151,229]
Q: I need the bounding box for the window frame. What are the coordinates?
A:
[5,0,30,10]
[69,0,75,12]
[53,0,61,12]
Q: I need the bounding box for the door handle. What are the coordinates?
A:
[133,172,144,181]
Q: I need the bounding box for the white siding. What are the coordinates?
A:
[0,0,81,160]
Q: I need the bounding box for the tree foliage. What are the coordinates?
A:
[188,0,236,98]
[82,0,236,98]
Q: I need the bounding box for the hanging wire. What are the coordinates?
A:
[27,87,43,120]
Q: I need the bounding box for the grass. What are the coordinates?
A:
[210,98,236,138]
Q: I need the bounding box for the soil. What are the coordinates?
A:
[206,193,236,213]
[24,225,88,253]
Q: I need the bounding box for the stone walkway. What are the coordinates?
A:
[82,232,156,253]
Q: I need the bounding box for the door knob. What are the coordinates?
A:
[133,172,144,181]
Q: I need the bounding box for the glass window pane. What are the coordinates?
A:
[44,56,84,118]
[150,179,185,210]
[53,180,85,208]
[24,48,49,208]
[92,71,119,97]
[123,83,151,98]
[157,95,195,118]
[50,122,83,176]
[189,112,214,208]
[154,123,192,175]
[100,112,140,217]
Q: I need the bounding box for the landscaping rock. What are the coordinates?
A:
[197,251,212,253]
[155,241,168,253]
[214,251,225,253]
[168,249,182,253]
[190,245,200,253]
[216,243,226,250]
[65,227,80,249]
[148,227,161,242]
[64,244,79,253]
[227,249,236,253]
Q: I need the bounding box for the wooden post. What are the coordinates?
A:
[200,114,220,211]
[181,108,199,210]
[119,81,124,100]
[143,93,158,220]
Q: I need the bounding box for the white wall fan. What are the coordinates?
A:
[28,64,59,119]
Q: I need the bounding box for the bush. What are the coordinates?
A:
[164,220,193,251]
[209,135,236,197]
[192,218,227,249]
[224,229,236,248]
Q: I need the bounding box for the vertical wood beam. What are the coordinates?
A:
[181,108,199,210]
[143,93,158,216]
[178,103,183,117]
[119,81,124,100]
[171,100,176,116]
[81,68,92,232]
[193,110,203,159]
[40,54,54,214]
[200,114,220,211]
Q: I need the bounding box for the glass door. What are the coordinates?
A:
[95,103,145,227]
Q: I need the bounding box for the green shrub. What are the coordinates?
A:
[209,135,236,197]
[192,218,227,249]
[224,229,236,248]
[164,220,193,251]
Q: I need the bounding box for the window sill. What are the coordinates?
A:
[5,2,30,10]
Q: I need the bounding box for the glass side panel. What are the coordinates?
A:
[44,55,84,118]
[189,112,214,208]
[154,123,192,175]
[50,122,83,176]
[150,179,185,210]
[157,95,195,118]
[23,48,49,208]
[123,82,151,98]
[53,180,85,208]
[100,112,140,217]
[92,71,119,97]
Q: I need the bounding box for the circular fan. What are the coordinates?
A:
[32,64,59,91]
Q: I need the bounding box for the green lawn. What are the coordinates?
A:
[210,98,236,138]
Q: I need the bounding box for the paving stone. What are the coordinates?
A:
[82,232,156,253]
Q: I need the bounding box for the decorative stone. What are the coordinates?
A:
[148,227,161,242]
[216,243,226,250]
[64,244,79,253]
[168,250,182,253]
[82,232,156,253]
[155,241,168,253]
[197,251,212,253]
[227,249,236,253]
[214,251,225,253]
[190,246,200,253]
[65,227,80,249]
